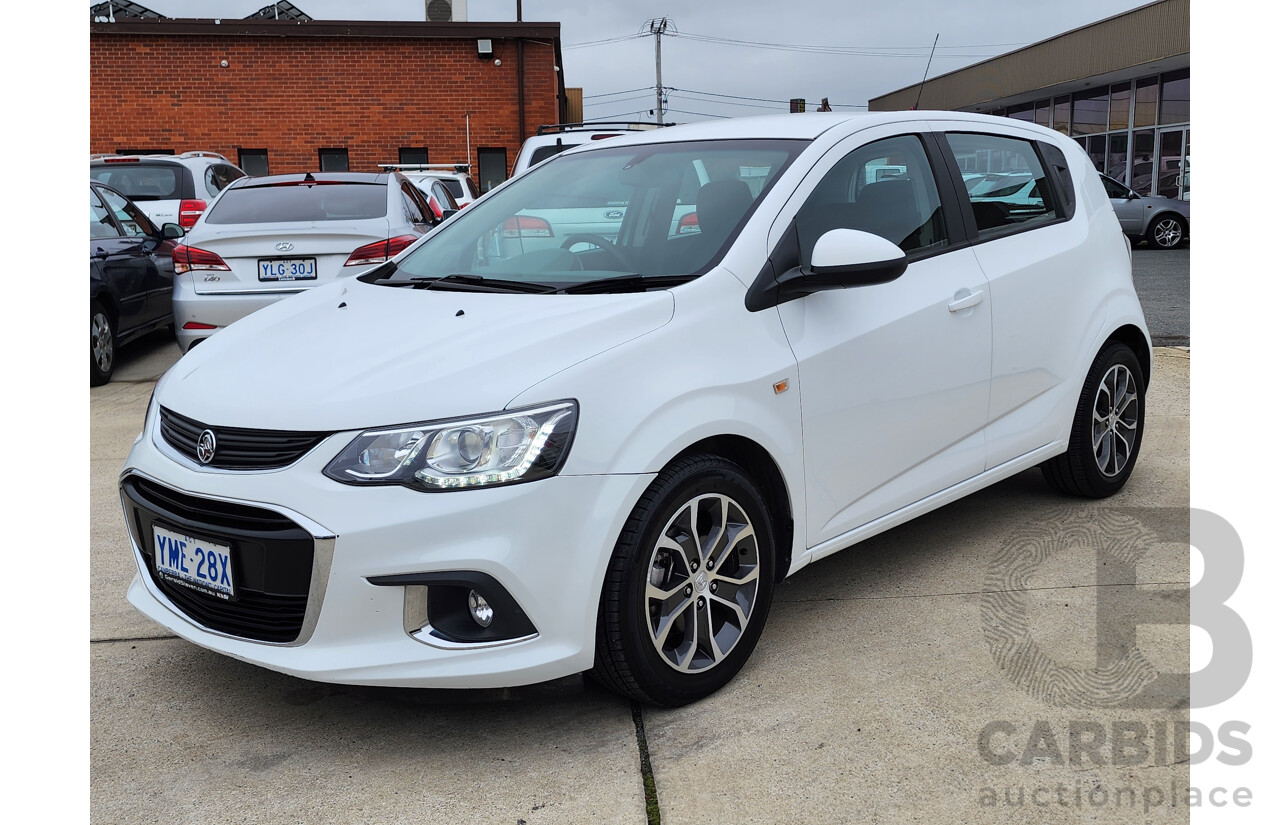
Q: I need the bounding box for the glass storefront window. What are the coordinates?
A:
[1131,129,1155,194]
[1157,129,1188,199]
[1071,90,1109,136]
[1034,100,1050,129]
[1109,83,1131,131]
[1159,69,1190,125]
[1053,96,1070,135]
[1134,77,1158,128]
[1007,102,1034,122]
[1085,135,1106,171]
[1107,133,1129,183]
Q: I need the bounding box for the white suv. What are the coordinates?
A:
[120,112,1150,707]
[511,122,671,176]
[382,164,480,208]
[90,151,245,229]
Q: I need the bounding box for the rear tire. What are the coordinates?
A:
[1042,342,1145,497]
[1146,214,1187,249]
[589,454,776,706]
[90,301,115,386]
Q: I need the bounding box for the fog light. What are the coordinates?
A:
[467,590,494,628]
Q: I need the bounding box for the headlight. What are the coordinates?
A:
[323,401,577,491]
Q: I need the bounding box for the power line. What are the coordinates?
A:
[670,87,868,110]
[582,86,654,100]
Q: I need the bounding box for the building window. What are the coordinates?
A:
[1133,77,1158,128]
[1006,102,1034,123]
[1033,100,1051,129]
[1159,69,1189,125]
[1109,83,1132,132]
[1106,133,1129,182]
[477,147,508,193]
[1052,96,1071,135]
[1070,90,1108,136]
[319,148,349,172]
[399,147,430,165]
[239,149,269,176]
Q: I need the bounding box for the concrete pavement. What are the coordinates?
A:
[91,343,1190,824]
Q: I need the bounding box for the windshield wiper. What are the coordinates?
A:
[373,273,557,294]
[550,274,694,295]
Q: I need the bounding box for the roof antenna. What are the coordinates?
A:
[912,34,940,111]
[303,171,315,182]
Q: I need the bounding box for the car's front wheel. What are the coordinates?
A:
[1042,341,1146,497]
[590,454,776,706]
[1146,214,1187,249]
[90,301,115,386]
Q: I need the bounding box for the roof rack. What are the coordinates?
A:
[177,151,228,161]
[534,122,672,136]
[89,151,229,162]
[379,163,471,173]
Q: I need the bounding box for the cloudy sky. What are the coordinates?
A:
[126,0,1158,121]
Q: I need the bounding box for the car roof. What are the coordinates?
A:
[548,110,1062,152]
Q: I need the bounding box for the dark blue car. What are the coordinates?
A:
[90,181,184,385]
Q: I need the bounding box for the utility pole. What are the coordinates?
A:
[644,18,674,124]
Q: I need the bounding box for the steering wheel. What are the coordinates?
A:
[560,233,631,270]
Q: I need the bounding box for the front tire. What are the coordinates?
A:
[1042,342,1145,497]
[590,455,776,706]
[1146,214,1187,249]
[90,301,115,386]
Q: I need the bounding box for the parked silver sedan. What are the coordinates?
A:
[1099,174,1190,249]
[172,171,441,351]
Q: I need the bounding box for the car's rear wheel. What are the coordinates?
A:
[1146,214,1187,249]
[590,454,776,706]
[90,301,115,386]
[1042,342,1145,497]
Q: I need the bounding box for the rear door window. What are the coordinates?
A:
[97,187,152,237]
[90,188,122,239]
[942,133,1061,238]
[205,182,390,224]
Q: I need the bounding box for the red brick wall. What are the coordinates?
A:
[90,33,560,178]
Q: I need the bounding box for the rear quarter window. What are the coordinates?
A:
[205,182,389,224]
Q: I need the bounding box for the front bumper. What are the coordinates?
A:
[121,403,654,688]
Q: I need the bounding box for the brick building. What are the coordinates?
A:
[89,17,566,190]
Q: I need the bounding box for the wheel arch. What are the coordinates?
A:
[671,434,794,583]
[1104,323,1152,389]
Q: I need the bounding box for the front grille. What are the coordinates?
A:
[122,475,316,643]
[160,406,333,470]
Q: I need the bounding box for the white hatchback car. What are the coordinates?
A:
[171,171,441,351]
[121,112,1150,706]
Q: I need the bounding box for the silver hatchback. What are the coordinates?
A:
[1099,173,1190,249]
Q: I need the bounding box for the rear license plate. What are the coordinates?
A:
[153,525,235,599]
[259,258,317,281]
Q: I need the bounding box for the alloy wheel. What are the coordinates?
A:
[91,310,114,375]
[644,493,761,673]
[1092,363,1139,477]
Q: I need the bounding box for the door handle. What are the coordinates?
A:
[947,289,985,313]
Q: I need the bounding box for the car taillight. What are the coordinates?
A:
[344,235,419,267]
[677,212,700,235]
[178,199,207,228]
[172,244,230,274]
[182,322,218,330]
[502,216,554,238]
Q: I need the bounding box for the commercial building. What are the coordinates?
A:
[89,8,566,190]
[869,0,1189,199]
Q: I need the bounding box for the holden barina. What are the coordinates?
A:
[121,111,1150,706]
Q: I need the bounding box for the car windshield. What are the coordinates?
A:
[204,181,389,224]
[381,139,804,291]
[91,165,181,201]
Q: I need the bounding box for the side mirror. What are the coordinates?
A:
[746,228,907,311]
[1127,191,1141,200]
[161,223,186,239]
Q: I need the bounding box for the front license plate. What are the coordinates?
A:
[153,525,235,599]
[259,257,317,281]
